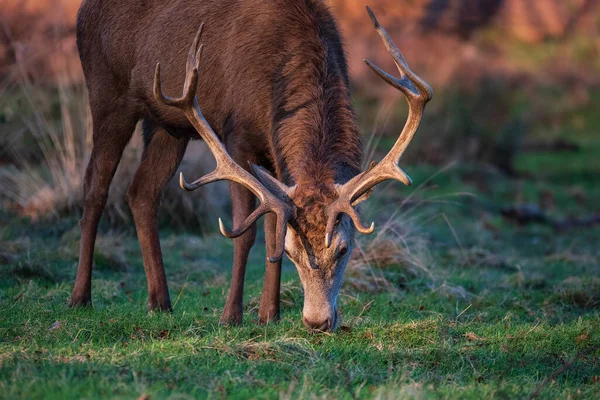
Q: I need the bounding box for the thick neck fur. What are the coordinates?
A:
[269,0,362,187]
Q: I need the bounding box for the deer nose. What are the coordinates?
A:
[302,317,331,332]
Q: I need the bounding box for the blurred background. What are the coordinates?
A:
[1,0,598,231]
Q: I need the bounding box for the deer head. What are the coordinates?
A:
[154,7,432,331]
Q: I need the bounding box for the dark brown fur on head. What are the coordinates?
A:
[292,183,338,255]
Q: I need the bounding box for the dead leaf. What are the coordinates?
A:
[49,320,62,331]
[465,332,485,341]
[575,333,589,344]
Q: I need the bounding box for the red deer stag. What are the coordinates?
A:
[71,0,432,332]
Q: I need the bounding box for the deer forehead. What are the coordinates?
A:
[288,191,334,249]
[286,212,353,257]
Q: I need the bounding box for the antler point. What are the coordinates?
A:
[267,255,281,263]
[365,6,378,27]
[218,218,228,236]
[179,172,188,190]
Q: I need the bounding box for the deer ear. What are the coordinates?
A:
[249,163,296,201]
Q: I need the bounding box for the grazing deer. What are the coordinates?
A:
[70,0,432,332]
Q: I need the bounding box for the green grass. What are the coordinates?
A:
[2,156,599,399]
[2,99,600,399]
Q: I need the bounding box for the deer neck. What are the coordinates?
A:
[270,55,362,188]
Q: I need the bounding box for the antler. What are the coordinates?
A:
[154,24,294,262]
[325,6,433,247]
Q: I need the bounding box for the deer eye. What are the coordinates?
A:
[338,243,348,258]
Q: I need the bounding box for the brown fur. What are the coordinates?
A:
[269,3,362,186]
[292,184,338,255]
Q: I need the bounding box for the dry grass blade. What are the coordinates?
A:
[0,47,227,229]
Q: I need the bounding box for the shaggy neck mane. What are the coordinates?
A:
[269,0,362,188]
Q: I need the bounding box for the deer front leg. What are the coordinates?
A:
[258,212,281,323]
[220,181,257,325]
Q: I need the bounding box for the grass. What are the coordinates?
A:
[1,82,599,400]
[1,136,599,398]
[0,81,228,230]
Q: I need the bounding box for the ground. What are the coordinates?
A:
[1,98,600,399]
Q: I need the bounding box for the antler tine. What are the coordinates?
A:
[153,25,204,108]
[363,6,432,166]
[365,7,432,100]
[187,23,205,72]
[325,203,374,248]
[154,24,293,262]
[269,209,289,263]
[324,7,433,247]
[218,204,270,238]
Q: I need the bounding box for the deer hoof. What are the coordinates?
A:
[68,294,92,308]
[147,293,172,312]
[258,308,280,325]
[219,310,243,326]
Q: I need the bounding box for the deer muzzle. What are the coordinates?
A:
[301,287,339,332]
